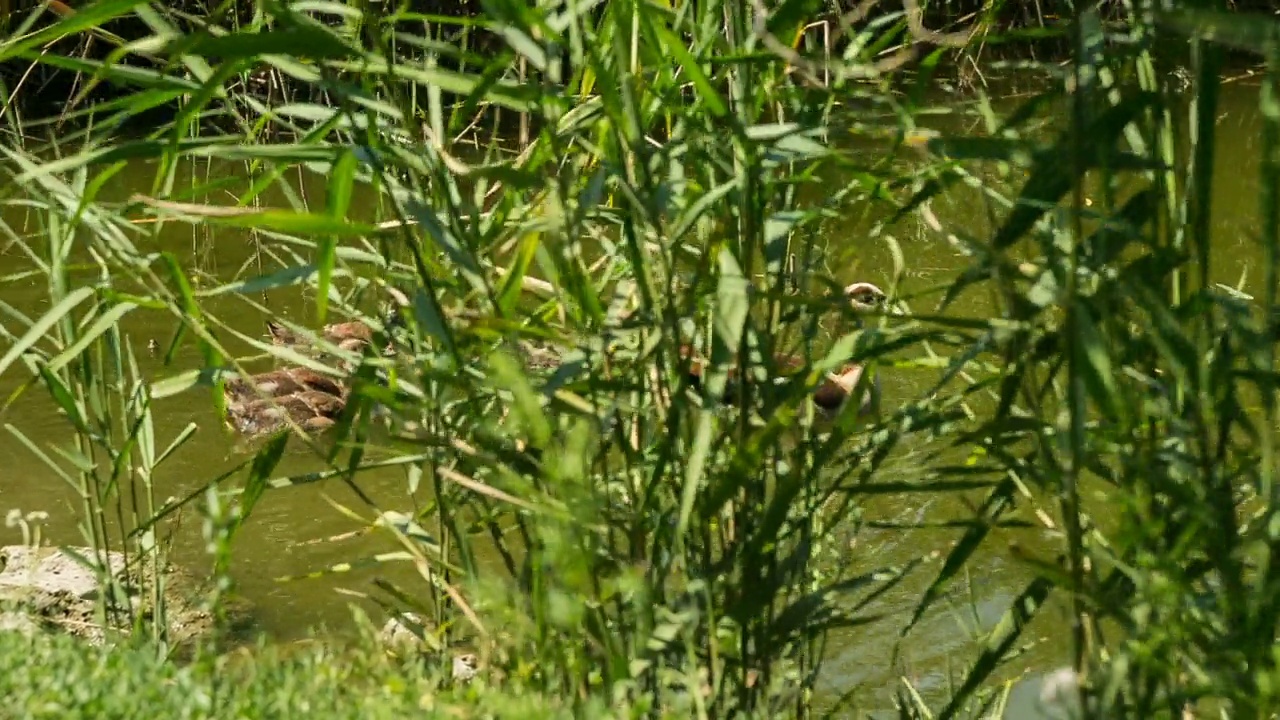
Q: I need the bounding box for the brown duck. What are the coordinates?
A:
[223,367,346,402]
[681,281,886,418]
[225,390,347,436]
[266,320,377,354]
[222,367,348,436]
[843,281,887,312]
[265,287,409,357]
[681,348,880,418]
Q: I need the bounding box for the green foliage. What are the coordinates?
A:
[0,627,574,720]
[3,0,1280,718]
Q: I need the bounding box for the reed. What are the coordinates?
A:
[0,0,1279,717]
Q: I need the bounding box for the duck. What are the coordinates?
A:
[225,389,347,436]
[813,361,880,418]
[680,281,887,418]
[843,281,888,312]
[515,339,565,370]
[222,367,349,436]
[266,319,378,354]
[681,349,881,418]
[223,367,347,402]
[266,286,413,356]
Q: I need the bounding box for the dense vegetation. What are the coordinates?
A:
[1,0,1280,717]
[0,627,576,719]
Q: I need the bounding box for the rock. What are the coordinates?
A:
[452,653,479,683]
[0,611,37,636]
[379,611,438,656]
[377,611,480,683]
[0,545,234,648]
[1038,667,1084,719]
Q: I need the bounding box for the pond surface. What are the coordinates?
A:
[0,76,1270,717]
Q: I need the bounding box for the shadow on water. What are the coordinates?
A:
[0,76,1269,716]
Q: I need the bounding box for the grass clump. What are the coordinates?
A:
[0,626,576,720]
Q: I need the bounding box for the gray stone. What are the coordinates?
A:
[0,545,234,647]
[379,611,437,655]
[377,611,480,683]
[0,611,38,636]
[452,653,479,683]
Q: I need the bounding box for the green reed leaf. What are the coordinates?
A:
[208,210,381,237]
[45,301,137,373]
[236,433,292,535]
[5,424,76,486]
[902,477,1019,637]
[992,93,1151,251]
[936,577,1055,720]
[649,16,726,118]
[0,286,93,378]
[174,24,359,62]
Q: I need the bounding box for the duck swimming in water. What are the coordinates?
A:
[223,367,346,401]
[266,319,380,354]
[843,281,887,312]
[265,287,411,358]
[225,389,347,436]
[681,281,887,418]
[222,367,349,437]
[681,348,881,418]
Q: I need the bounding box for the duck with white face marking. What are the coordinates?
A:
[681,281,888,418]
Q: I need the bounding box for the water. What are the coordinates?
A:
[0,78,1270,716]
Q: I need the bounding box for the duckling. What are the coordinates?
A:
[225,389,347,437]
[515,339,565,370]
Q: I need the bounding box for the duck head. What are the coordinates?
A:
[844,282,887,312]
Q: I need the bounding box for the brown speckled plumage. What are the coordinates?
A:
[223,367,346,402]
[223,369,348,437]
[266,320,376,354]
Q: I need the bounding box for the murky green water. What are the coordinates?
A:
[0,78,1270,716]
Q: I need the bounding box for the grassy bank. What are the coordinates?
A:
[0,0,1279,717]
[0,625,576,720]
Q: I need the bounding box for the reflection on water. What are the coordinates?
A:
[0,78,1269,716]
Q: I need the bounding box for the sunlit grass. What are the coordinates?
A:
[0,0,1279,717]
